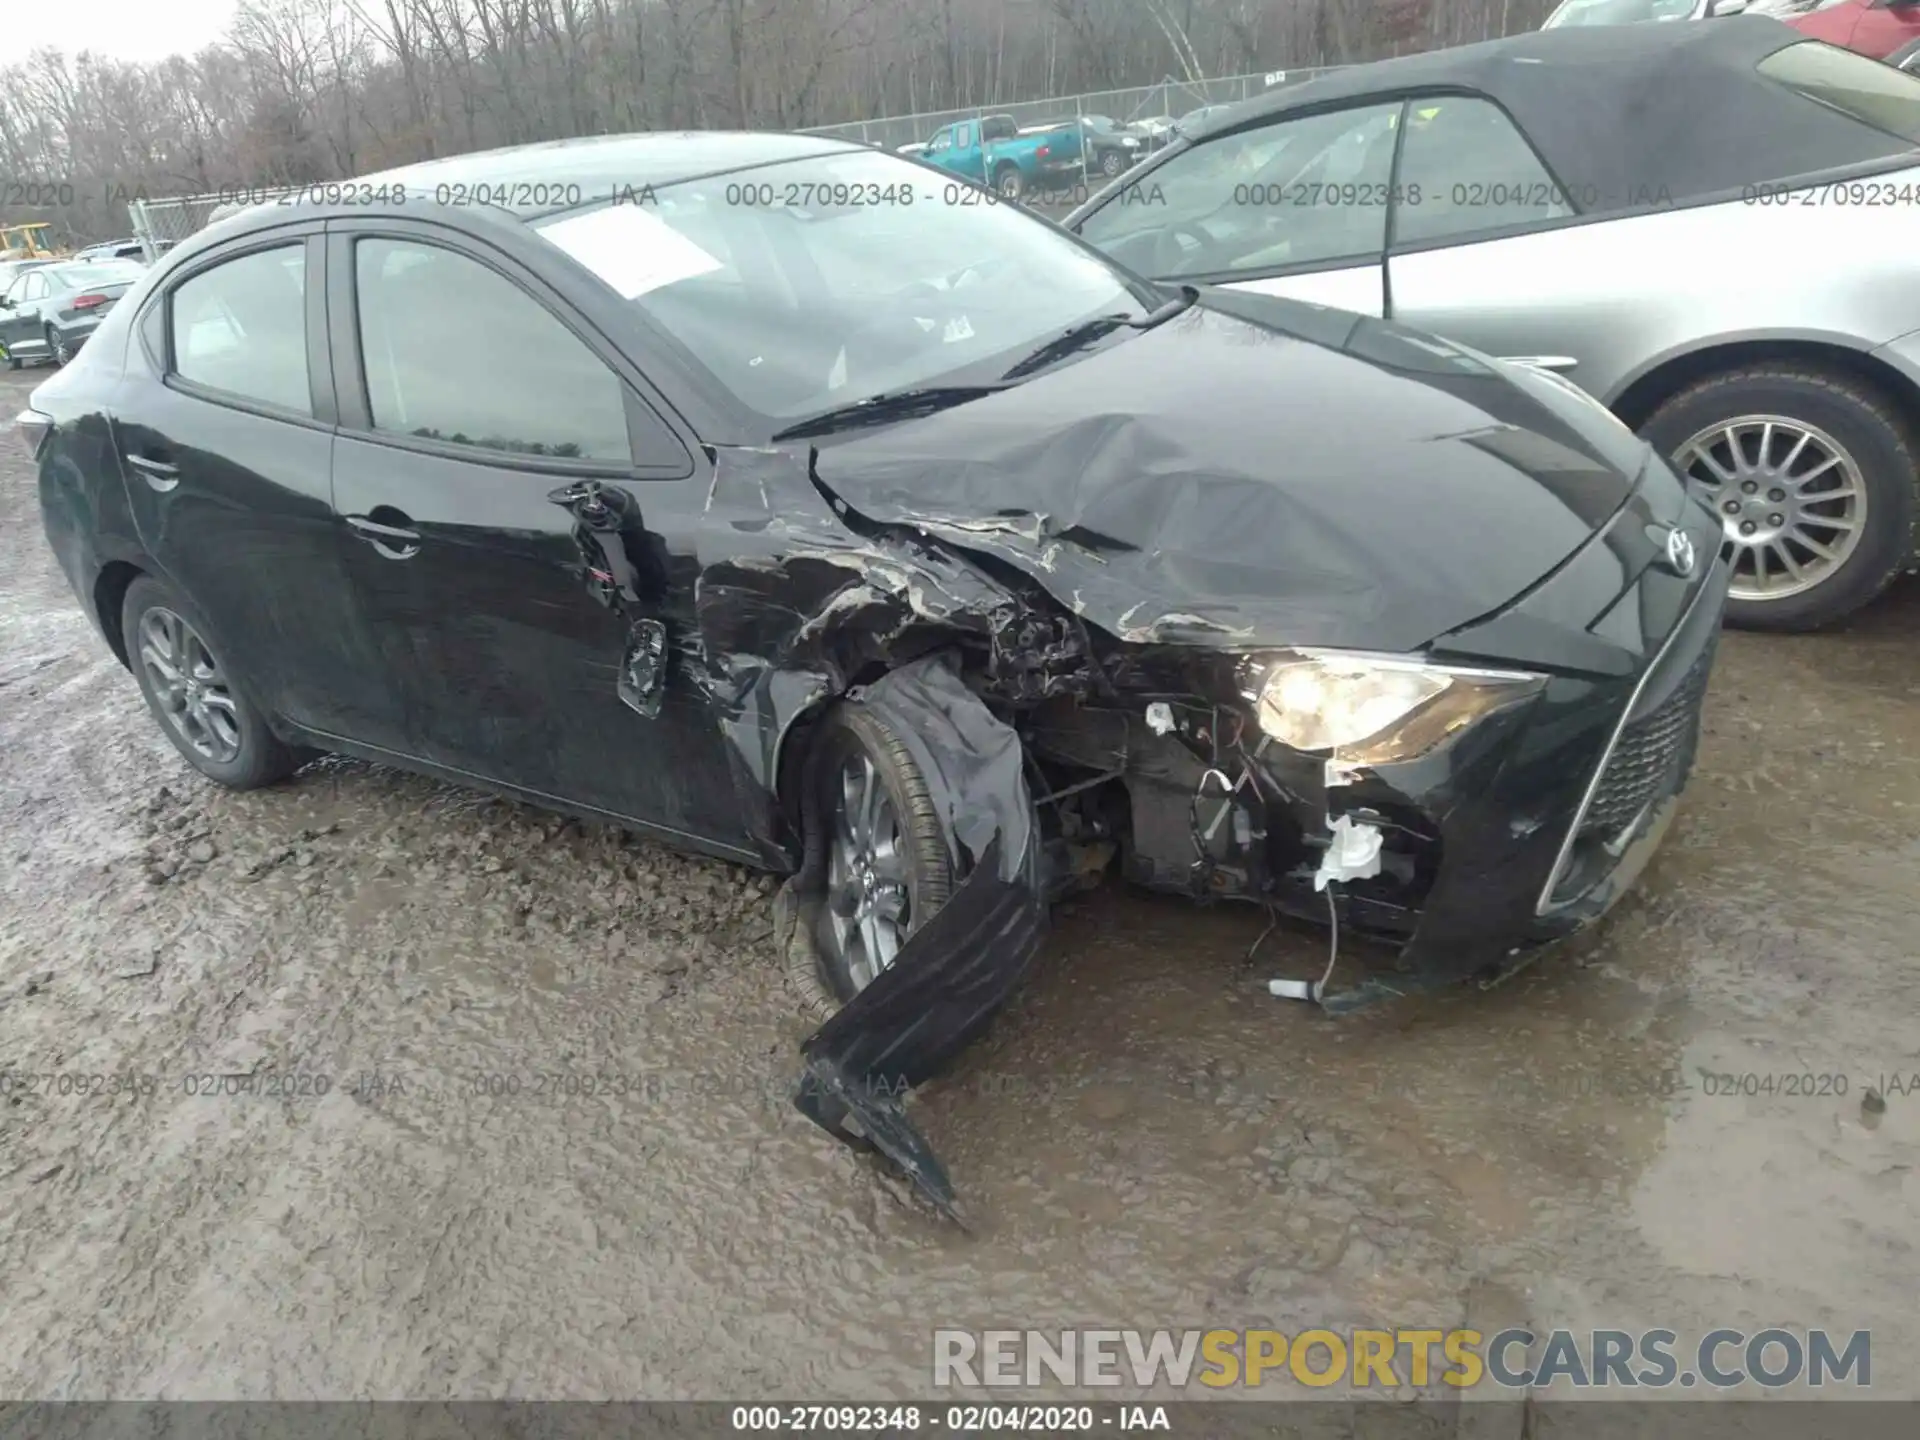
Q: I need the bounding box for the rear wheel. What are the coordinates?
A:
[121,575,305,789]
[46,324,71,367]
[993,163,1025,202]
[1642,364,1916,631]
[801,704,954,1004]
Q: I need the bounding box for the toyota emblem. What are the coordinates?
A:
[1664,527,1697,578]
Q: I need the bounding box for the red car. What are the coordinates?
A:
[1772,0,1920,60]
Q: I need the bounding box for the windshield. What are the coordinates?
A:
[534,149,1143,422]
[1543,0,1695,24]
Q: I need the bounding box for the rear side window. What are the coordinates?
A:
[1391,98,1572,246]
[170,244,310,415]
[353,238,631,461]
[1758,41,1920,144]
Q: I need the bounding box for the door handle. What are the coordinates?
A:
[345,511,421,560]
[126,452,179,491]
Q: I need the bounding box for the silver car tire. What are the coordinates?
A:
[120,574,306,789]
[1642,364,1916,632]
[797,703,954,1006]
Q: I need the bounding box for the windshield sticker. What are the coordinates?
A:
[540,205,723,299]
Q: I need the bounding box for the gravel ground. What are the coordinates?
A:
[1,364,1917,1402]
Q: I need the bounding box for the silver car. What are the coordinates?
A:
[1066,18,1920,629]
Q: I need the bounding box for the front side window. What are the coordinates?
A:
[1758,40,1920,143]
[1076,102,1402,280]
[535,148,1140,422]
[170,244,310,414]
[354,239,632,461]
[1390,97,1572,247]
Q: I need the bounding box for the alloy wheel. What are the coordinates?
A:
[1673,414,1867,602]
[137,606,243,764]
[824,752,911,992]
[47,327,71,366]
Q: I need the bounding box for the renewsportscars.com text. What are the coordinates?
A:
[933,1327,1871,1390]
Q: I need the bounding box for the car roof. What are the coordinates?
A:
[1185,17,1915,215]
[347,131,865,217]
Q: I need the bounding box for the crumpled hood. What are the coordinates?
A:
[812,293,1653,653]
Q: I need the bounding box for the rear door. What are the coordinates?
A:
[1382,97,1589,375]
[1072,101,1400,316]
[321,220,752,852]
[113,226,359,734]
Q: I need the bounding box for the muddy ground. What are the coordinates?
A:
[1,364,1917,1403]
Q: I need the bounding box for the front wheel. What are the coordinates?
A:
[1099,149,1125,178]
[121,575,306,788]
[801,704,954,1004]
[1643,364,1917,631]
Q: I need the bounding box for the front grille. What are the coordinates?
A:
[1580,628,1717,840]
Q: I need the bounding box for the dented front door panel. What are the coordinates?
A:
[327,438,753,852]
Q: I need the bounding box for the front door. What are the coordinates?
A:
[1072,100,1400,318]
[1841,0,1920,57]
[321,223,751,855]
[1,269,51,361]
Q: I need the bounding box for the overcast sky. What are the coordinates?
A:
[1,0,241,66]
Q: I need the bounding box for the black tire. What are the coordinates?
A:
[797,702,954,1006]
[1099,149,1125,178]
[46,325,70,367]
[1640,363,1917,631]
[120,574,305,789]
[993,163,1025,202]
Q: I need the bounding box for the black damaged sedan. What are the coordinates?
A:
[22,134,1728,1212]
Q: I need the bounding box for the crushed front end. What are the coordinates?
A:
[1020,466,1731,1009]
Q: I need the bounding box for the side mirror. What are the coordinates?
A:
[0,297,12,310]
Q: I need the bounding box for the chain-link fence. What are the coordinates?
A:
[126,69,1345,248]
[128,187,307,263]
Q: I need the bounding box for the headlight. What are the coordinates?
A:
[1244,651,1542,762]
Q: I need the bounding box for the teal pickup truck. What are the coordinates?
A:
[908,114,1082,200]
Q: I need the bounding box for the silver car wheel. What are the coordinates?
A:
[1674,414,1866,602]
[137,606,243,764]
[824,753,910,993]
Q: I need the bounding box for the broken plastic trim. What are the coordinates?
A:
[787,655,1048,1223]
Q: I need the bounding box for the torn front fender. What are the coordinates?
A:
[690,445,1095,866]
[787,654,1048,1221]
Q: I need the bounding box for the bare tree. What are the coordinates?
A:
[0,0,1559,244]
